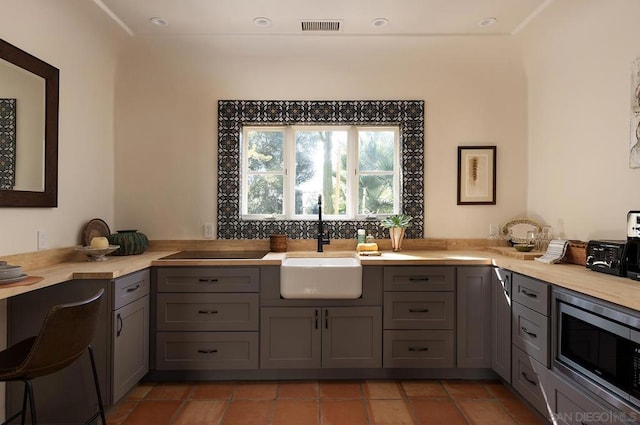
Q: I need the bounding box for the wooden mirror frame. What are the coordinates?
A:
[0,38,59,207]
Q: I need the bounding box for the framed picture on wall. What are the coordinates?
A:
[457,146,496,205]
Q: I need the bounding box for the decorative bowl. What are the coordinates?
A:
[514,244,534,252]
[0,265,22,279]
[76,245,120,261]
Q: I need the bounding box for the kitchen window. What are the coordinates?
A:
[217,99,424,240]
[241,125,400,220]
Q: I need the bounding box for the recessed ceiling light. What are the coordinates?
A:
[253,17,272,27]
[478,17,497,27]
[149,17,169,26]
[371,18,389,28]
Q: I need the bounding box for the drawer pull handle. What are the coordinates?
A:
[408,346,429,352]
[198,278,219,283]
[408,276,429,282]
[409,308,430,313]
[198,310,219,315]
[126,284,141,293]
[521,289,537,298]
[197,349,218,354]
[521,327,537,338]
[521,372,537,386]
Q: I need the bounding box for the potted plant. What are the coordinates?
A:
[380,214,413,251]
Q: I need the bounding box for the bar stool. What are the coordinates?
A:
[0,289,106,425]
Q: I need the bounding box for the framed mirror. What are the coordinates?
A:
[0,38,58,207]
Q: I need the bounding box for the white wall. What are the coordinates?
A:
[0,0,124,256]
[114,35,529,239]
[518,0,640,241]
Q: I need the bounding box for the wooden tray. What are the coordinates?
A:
[0,275,43,289]
[487,246,543,260]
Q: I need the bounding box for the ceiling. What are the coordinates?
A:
[93,0,553,37]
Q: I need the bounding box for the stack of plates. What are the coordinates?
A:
[0,264,26,284]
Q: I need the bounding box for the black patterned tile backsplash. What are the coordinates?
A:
[217,100,424,240]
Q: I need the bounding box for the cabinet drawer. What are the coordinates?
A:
[156,267,259,293]
[383,330,454,368]
[512,345,549,416]
[512,302,549,367]
[383,267,455,292]
[156,332,258,370]
[157,293,259,331]
[384,292,454,330]
[512,274,549,316]
[547,371,631,425]
[113,269,150,310]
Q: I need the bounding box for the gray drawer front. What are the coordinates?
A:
[383,267,455,292]
[548,371,629,425]
[512,274,549,316]
[114,269,150,310]
[157,293,259,331]
[384,292,454,330]
[156,332,258,370]
[512,302,549,367]
[156,267,259,293]
[383,330,454,368]
[512,345,548,416]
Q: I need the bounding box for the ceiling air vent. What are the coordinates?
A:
[300,20,342,32]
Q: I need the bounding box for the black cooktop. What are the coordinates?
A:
[159,250,269,260]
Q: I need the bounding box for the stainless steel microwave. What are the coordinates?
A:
[554,290,640,411]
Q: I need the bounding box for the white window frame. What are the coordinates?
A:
[241,125,400,220]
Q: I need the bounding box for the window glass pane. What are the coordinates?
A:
[247,175,283,214]
[246,129,284,172]
[358,130,395,172]
[358,175,394,215]
[295,130,347,215]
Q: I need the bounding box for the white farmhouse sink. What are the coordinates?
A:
[280,256,362,299]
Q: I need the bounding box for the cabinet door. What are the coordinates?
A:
[491,268,512,382]
[112,295,149,402]
[456,266,492,368]
[260,307,321,369]
[322,307,382,368]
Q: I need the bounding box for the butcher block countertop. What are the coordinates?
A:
[1,248,639,312]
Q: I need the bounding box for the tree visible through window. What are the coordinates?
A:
[242,125,400,220]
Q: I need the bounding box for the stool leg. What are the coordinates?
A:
[19,380,28,425]
[87,346,106,425]
[25,380,36,425]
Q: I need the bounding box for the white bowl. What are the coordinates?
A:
[0,265,22,280]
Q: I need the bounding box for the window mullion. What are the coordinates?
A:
[284,127,295,220]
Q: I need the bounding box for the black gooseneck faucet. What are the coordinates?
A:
[317,194,330,252]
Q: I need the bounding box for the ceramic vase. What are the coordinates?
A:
[108,230,149,256]
[389,227,405,251]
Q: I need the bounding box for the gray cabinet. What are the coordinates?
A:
[546,370,632,425]
[510,272,551,417]
[260,306,382,369]
[456,266,492,368]
[154,267,260,371]
[382,266,455,368]
[6,269,151,423]
[491,268,512,383]
[112,270,150,403]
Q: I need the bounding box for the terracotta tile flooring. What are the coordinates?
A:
[106,380,546,425]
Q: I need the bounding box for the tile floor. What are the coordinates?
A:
[106,380,546,425]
